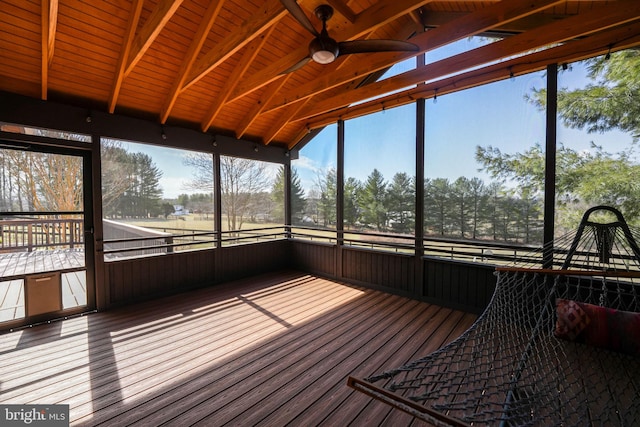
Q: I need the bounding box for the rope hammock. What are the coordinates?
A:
[348,206,640,426]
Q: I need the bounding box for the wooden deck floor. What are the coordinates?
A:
[0,250,87,322]
[0,270,477,426]
[0,249,85,278]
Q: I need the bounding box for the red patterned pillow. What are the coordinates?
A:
[555,299,591,340]
[555,298,640,357]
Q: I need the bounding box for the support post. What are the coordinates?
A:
[337,119,345,279]
[416,97,425,296]
[543,63,558,268]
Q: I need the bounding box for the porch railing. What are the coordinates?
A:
[0,218,83,253]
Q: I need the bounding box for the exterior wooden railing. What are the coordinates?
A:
[0,218,84,253]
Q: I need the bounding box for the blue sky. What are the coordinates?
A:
[111,141,202,199]
[293,37,635,192]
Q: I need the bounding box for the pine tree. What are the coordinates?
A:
[386,172,415,234]
[272,166,306,224]
[360,169,388,231]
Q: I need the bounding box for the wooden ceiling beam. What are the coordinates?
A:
[159,0,225,124]
[298,20,640,140]
[263,99,309,145]
[109,0,144,114]
[201,27,275,132]
[325,0,356,23]
[183,0,288,91]
[421,10,569,34]
[41,0,58,100]
[228,0,432,104]
[235,76,292,140]
[290,125,314,150]
[264,0,566,115]
[46,0,58,67]
[408,9,423,28]
[125,0,184,76]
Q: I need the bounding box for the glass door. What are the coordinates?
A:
[0,143,94,328]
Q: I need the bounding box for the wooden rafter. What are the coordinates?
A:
[159,0,225,124]
[201,26,276,132]
[263,98,310,145]
[125,0,184,77]
[290,0,640,123]
[408,9,423,27]
[235,76,293,140]
[109,0,144,114]
[40,0,58,100]
[325,0,356,23]
[46,0,57,66]
[228,0,433,104]
[263,0,566,116]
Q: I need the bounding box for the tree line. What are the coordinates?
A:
[288,167,543,243]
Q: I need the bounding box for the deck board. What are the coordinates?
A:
[0,249,85,278]
[0,250,87,321]
[0,270,477,426]
[0,280,24,321]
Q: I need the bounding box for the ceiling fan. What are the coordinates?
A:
[280,0,419,73]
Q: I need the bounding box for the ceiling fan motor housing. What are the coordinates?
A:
[309,37,339,64]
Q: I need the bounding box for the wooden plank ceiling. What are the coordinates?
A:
[0,0,639,150]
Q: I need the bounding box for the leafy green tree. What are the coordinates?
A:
[290,167,306,223]
[177,193,190,209]
[316,168,337,227]
[360,169,388,231]
[450,177,472,238]
[344,177,362,229]
[162,202,175,218]
[272,166,306,224]
[133,152,163,217]
[112,151,163,218]
[527,50,640,229]
[424,178,451,236]
[530,51,640,140]
[475,144,545,196]
[560,144,640,224]
[386,172,415,234]
[512,195,543,244]
[271,166,286,223]
[467,177,487,239]
[485,182,505,240]
[476,142,640,233]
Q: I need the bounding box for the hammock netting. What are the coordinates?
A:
[348,206,640,426]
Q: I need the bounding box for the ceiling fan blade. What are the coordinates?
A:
[280,56,311,75]
[338,39,419,55]
[280,0,319,37]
